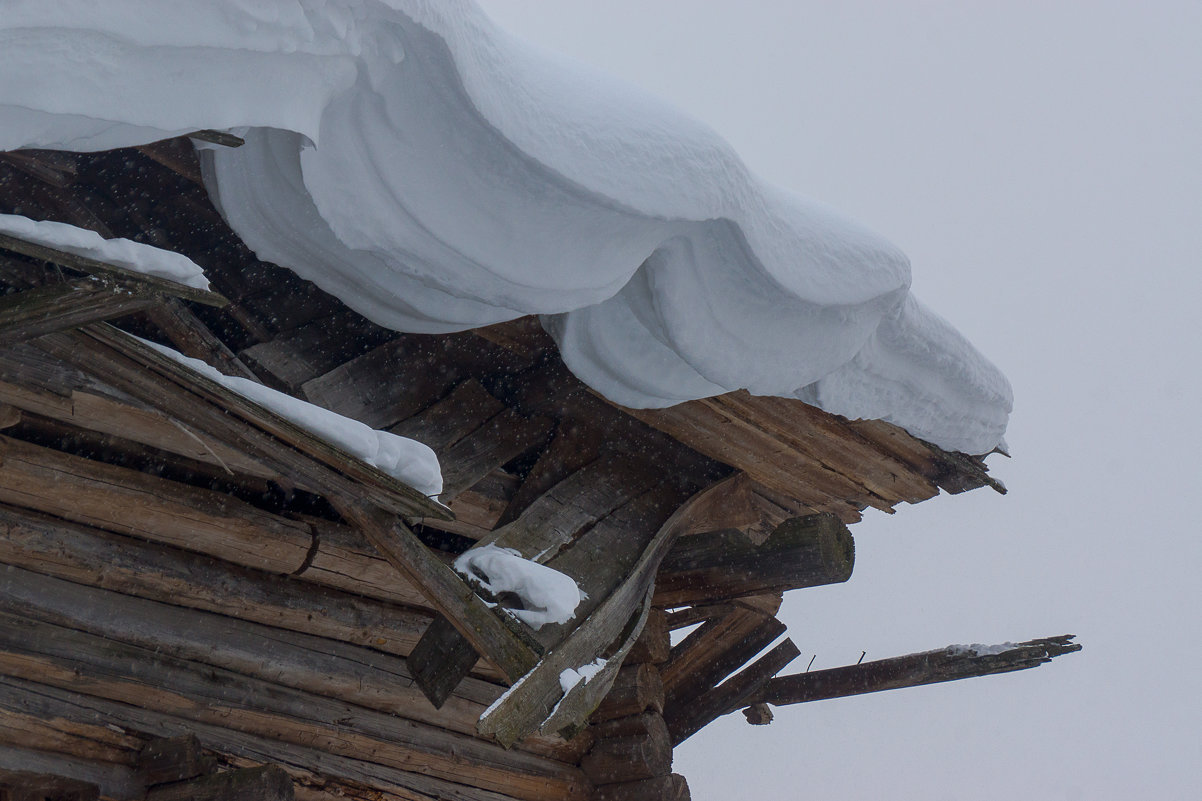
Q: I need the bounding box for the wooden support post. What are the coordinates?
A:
[146,765,293,801]
[747,636,1080,707]
[623,609,670,666]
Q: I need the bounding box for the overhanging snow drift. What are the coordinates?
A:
[0,0,1012,454]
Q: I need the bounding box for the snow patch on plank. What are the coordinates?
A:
[139,337,442,497]
[0,213,210,291]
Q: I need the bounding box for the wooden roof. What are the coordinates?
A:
[0,140,1073,801]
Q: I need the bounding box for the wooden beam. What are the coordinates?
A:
[0,503,434,659]
[146,296,262,382]
[0,233,226,307]
[592,774,690,801]
[660,608,787,710]
[138,735,213,787]
[590,665,664,723]
[0,675,565,801]
[0,769,99,801]
[0,565,571,762]
[0,279,159,345]
[653,513,855,607]
[749,636,1079,707]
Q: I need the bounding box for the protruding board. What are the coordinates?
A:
[0,279,159,345]
[747,636,1081,707]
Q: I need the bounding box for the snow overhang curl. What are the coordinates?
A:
[454,545,584,630]
[0,0,1012,454]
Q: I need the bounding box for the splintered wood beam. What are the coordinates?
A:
[0,233,227,308]
[35,324,446,519]
[653,513,855,607]
[0,279,159,345]
[666,638,799,745]
[749,636,1081,707]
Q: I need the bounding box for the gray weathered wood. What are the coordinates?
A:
[749,636,1080,707]
[0,769,99,801]
[147,765,292,801]
[146,296,262,382]
[592,774,690,801]
[660,609,787,710]
[590,665,664,723]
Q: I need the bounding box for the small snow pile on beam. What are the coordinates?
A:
[0,213,210,291]
[454,544,584,629]
[140,338,442,497]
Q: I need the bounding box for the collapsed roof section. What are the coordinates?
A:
[0,0,1012,455]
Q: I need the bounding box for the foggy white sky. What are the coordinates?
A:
[480,3,1201,799]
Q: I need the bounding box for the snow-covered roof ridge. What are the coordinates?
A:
[0,0,1012,454]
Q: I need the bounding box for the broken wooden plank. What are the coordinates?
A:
[389,378,505,453]
[0,233,226,307]
[0,279,159,345]
[438,407,553,500]
[666,638,800,745]
[748,636,1080,707]
[653,513,855,606]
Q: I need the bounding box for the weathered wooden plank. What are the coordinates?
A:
[0,704,140,766]
[0,746,143,801]
[666,638,799,745]
[407,616,484,709]
[0,503,434,659]
[0,279,159,345]
[653,513,855,606]
[0,678,529,801]
[0,404,18,429]
[492,420,602,528]
[0,232,226,307]
[146,765,293,801]
[749,636,1080,707]
[709,392,939,505]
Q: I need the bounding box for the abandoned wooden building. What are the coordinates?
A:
[0,135,1079,801]
[0,5,1080,799]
